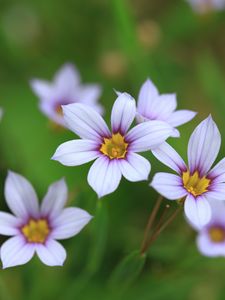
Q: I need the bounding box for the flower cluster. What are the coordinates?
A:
[1,64,224,269]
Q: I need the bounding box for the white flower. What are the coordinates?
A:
[30,63,103,126]
[0,171,92,268]
[136,79,196,137]
[151,116,225,228]
[52,92,175,198]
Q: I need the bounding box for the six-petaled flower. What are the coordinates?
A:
[151,116,225,227]
[52,92,174,198]
[0,171,92,268]
[30,63,103,127]
[136,79,196,137]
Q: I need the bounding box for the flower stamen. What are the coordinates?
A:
[209,226,225,243]
[100,133,128,159]
[182,171,210,197]
[21,219,50,243]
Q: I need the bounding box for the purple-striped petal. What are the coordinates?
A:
[111,93,136,135]
[87,156,122,198]
[150,172,187,200]
[118,153,151,182]
[137,79,159,116]
[52,139,100,166]
[51,207,92,240]
[184,194,211,228]
[5,171,39,219]
[188,116,221,176]
[126,121,174,152]
[197,232,225,257]
[205,183,225,201]
[36,239,66,266]
[1,236,35,269]
[152,142,187,174]
[167,110,197,127]
[30,79,52,99]
[208,158,225,183]
[41,178,68,219]
[0,212,21,236]
[62,103,110,141]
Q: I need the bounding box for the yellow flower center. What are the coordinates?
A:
[100,133,128,159]
[209,226,225,243]
[21,219,50,243]
[182,171,210,197]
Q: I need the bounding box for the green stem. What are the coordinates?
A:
[140,195,163,255]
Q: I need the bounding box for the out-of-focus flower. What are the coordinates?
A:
[0,171,92,268]
[137,79,196,137]
[30,63,103,127]
[137,20,161,50]
[52,93,174,198]
[187,0,225,13]
[189,199,225,257]
[99,51,128,78]
[151,116,225,227]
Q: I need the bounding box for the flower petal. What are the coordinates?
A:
[126,121,174,152]
[150,172,187,200]
[30,79,52,99]
[39,100,65,126]
[137,79,159,116]
[51,207,92,240]
[79,84,102,104]
[52,139,100,166]
[111,93,136,135]
[5,171,39,219]
[206,198,225,224]
[118,153,151,182]
[36,239,66,266]
[208,158,225,183]
[0,212,21,236]
[205,183,225,201]
[1,236,35,269]
[184,194,211,228]
[152,142,187,174]
[87,156,122,198]
[167,110,197,127]
[62,103,110,141]
[41,178,68,219]
[54,63,80,89]
[147,94,177,120]
[188,116,221,176]
[197,232,225,257]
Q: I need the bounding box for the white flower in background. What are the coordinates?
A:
[0,171,92,268]
[137,79,196,137]
[52,93,175,198]
[189,199,225,257]
[30,63,103,127]
[187,0,225,13]
[151,116,225,228]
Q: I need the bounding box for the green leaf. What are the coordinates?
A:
[109,250,146,290]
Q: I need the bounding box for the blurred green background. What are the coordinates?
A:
[1,0,225,299]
